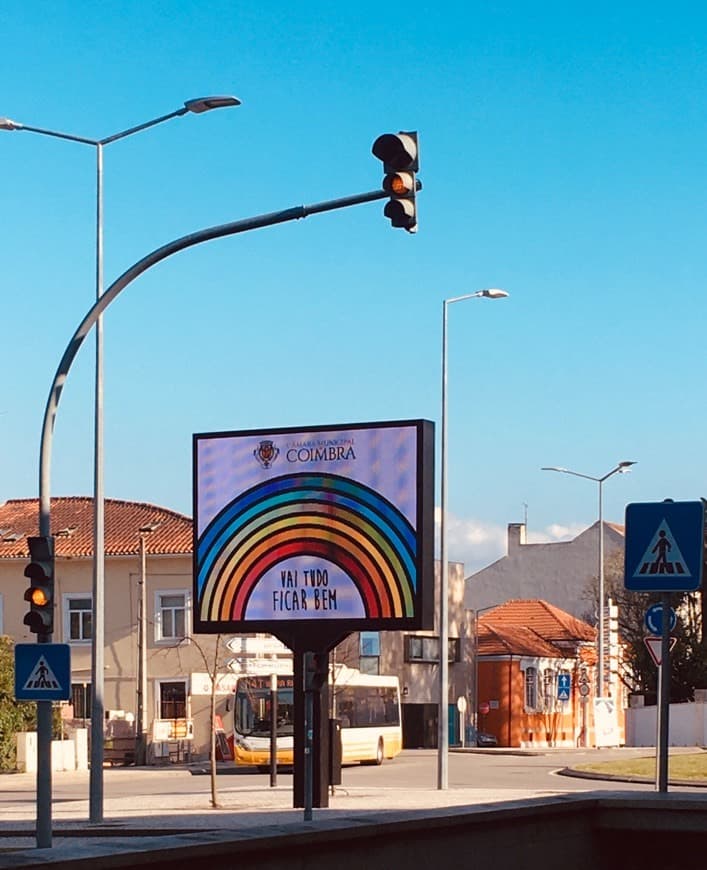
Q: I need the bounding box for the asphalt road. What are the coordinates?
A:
[2,745,698,811]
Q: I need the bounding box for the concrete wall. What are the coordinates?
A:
[16,729,88,772]
[626,698,707,746]
[5,794,705,870]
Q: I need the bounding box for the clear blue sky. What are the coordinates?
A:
[3,1,707,572]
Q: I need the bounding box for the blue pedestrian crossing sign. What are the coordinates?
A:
[557,673,571,701]
[14,643,71,701]
[624,500,705,592]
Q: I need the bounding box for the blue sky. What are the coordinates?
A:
[2,2,707,572]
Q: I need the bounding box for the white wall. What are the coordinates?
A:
[625,701,707,747]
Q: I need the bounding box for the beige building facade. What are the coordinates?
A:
[1,498,473,760]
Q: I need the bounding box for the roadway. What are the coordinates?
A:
[1,745,702,826]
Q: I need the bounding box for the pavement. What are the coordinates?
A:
[0,748,705,862]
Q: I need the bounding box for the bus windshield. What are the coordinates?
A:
[234,676,295,738]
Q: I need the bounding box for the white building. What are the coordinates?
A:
[465,521,625,621]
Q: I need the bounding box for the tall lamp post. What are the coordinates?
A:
[136,522,159,766]
[1,96,240,822]
[439,288,509,790]
[541,461,636,697]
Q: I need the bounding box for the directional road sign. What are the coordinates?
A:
[14,643,71,701]
[644,602,677,636]
[557,673,571,701]
[624,500,705,592]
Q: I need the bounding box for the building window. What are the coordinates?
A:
[543,668,556,711]
[404,635,460,663]
[360,631,380,657]
[65,595,92,642]
[71,683,92,721]
[155,591,189,642]
[525,666,538,710]
[159,681,187,719]
[359,632,380,674]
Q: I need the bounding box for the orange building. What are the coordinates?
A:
[476,600,621,748]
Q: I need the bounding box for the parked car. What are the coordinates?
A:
[466,726,498,747]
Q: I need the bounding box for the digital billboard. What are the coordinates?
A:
[193,419,434,634]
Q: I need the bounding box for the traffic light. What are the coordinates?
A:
[24,535,55,638]
[371,131,419,233]
[304,651,329,692]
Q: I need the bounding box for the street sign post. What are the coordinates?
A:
[624,499,705,794]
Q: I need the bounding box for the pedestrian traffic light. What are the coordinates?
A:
[371,131,419,233]
[304,651,329,692]
[24,535,55,638]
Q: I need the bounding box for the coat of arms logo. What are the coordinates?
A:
[254,439,279,469]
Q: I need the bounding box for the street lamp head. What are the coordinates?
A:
[183,95,241,114]
[0,117,22,131]
[618,460,636,473]
[479,288,509,299]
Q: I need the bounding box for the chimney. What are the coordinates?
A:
[508,523,527,551]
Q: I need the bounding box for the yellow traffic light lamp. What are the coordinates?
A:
[24,535,55,638]
[372,131,419,232]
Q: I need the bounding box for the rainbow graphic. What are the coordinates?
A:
[196,472,417,623]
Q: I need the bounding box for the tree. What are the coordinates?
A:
[0,636,37,770]
[582,553,706,702]
[175,633,226,808]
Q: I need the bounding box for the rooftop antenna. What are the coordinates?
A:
[522,502,528,527]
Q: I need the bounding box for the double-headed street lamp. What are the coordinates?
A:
[1,95,239,824]
[541,461,636,697]
[439,288,509,790]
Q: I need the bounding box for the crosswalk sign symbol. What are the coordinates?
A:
[633,520,689,578]
[23,655,61,691]
[625,500,705,592]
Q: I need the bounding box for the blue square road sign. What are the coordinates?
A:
[624,500,705,592]
[14,643,71,701]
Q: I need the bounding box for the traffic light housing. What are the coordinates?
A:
[24,535,55,638]
[304,651,329,692]
[372,131,419,233]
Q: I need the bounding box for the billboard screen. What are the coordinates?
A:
[193,419,434,634]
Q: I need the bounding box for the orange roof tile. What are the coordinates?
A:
[0,498,192,559]
[479,599,595,643]
[478,622,563,657]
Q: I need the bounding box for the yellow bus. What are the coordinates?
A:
[232,665,402,768]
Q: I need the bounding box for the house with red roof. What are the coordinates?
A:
[476,599,621,748]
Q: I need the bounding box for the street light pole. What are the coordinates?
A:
[439,288,508,790]
[1,96,240,826]
[136,523,159,766]
[541,461,636,697]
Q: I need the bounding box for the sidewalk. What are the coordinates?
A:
[1,750,705,862]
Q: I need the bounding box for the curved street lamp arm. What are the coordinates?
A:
[541,466,599,483]
[38,185,390,535]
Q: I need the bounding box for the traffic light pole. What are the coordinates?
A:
[36,186,395,538]
[32,183,403,846]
